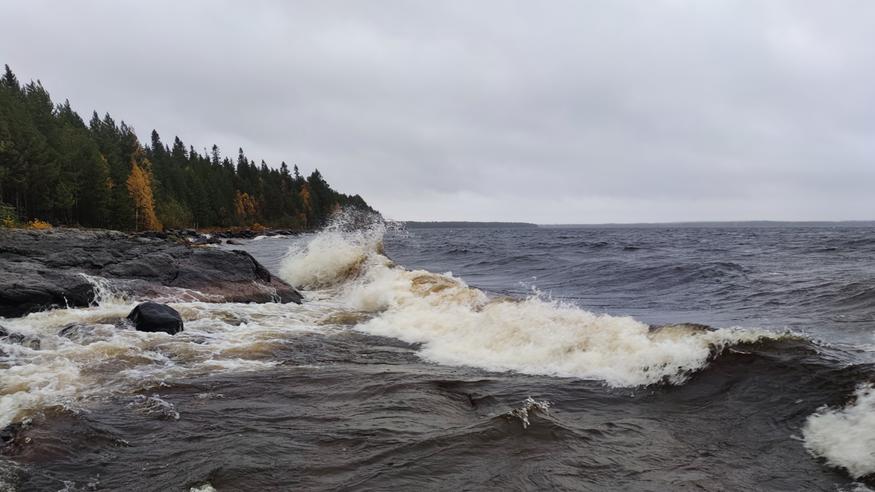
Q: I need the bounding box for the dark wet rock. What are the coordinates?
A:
[1,422,21,446]
[6,333,40,350]
[189,235,222,245]
[127,302,184,335]
[225,239,244,246]
[0,228,302,317]
[1,330,41,350]
[0,262,95,318]
[58,323,97,339]
[1,418,32,454]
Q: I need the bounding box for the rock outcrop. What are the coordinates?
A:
[0,228,302,317]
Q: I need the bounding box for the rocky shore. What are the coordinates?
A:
[0,228,302,318]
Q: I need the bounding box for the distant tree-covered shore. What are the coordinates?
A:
[0,64,374,231]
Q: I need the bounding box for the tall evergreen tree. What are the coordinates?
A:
[0,64,375,231]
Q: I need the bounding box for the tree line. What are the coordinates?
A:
[0,64,374,231]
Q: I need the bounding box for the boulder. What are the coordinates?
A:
[127,302,184,335]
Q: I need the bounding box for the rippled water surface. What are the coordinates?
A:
[2,224,875,491]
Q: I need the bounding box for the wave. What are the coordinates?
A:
[279,220,386,290]
[503,397,551,429]
[279,223,783,387]
[804,384,875,479]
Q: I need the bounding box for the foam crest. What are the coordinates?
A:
[803,384,875,478]
[355,270,773,386]
[505,397,551,429]
[279,217,386,290]
[282,220,775,387]
[286,223,779,387]
[0,357,83,429]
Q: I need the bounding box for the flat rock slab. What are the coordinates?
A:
[0,229,302,317]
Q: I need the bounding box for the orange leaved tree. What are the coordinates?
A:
[126,161,161,231]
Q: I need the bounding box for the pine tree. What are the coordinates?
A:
[1,65,19,92]
[0,63,375,231]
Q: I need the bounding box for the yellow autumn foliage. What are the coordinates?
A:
[126,162,162,231]
[299,184,312,210]
[26,219,52,230]
[234,191,258,222]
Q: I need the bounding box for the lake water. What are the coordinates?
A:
[2,223,874,490]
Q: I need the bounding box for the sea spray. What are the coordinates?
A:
[280,219,387,290]
[278,219,781,387]
[803,384,875,478]
[504,397,552,429]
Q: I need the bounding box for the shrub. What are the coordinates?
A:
[27,219,53,230]
[0,203,17,228]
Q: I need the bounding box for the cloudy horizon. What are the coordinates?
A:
[2,1,874,223]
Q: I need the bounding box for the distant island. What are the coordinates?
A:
[0,64,374,232]
[405,221,538,229]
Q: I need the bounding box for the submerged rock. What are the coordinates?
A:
[127,302,184,335]
[58,323,97,340]
[5,333,40,350]
[0,328,40,350]
[0,229,302,317]
[1,417,32,453]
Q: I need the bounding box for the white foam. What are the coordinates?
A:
[279,223,778,387]
[79,273,129,305]
[0,215,782,430]
[804,384,875,478]
[279,225,384,290]
[505,397,551,429]
[190,484,217,492]
[0,298,328,428]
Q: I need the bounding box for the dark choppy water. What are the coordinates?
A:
[2,225,874,491]
[387,226,875,354]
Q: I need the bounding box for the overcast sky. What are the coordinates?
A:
[2,1,874,223]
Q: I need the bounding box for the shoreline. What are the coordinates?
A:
[0,227,302,318]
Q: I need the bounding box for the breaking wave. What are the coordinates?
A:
[279,221,386,290]
[279,221,781,387]
[804,384,875,479]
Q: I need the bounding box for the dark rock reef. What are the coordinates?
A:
[0,228,302,318]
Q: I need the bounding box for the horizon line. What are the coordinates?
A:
[399,219,875,226]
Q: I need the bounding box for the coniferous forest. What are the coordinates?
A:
[0,65,374,231]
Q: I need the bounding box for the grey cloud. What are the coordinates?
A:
[2,0,875,222]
